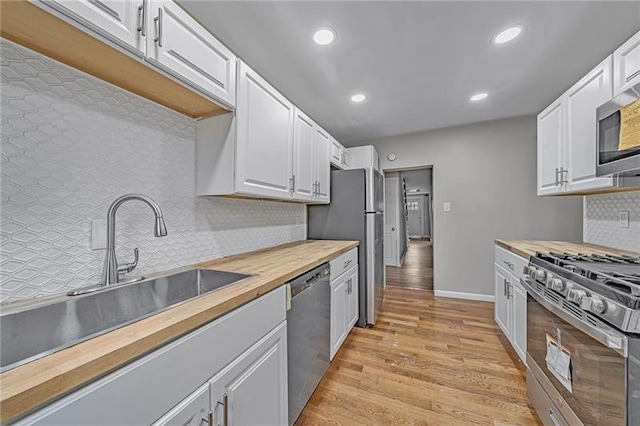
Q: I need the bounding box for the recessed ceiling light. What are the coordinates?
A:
[494,26,522,44]
[313,27,336,45]
[470,93,488,101]
[351,94,366,103]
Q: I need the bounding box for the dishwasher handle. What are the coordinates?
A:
[291,272,320,298]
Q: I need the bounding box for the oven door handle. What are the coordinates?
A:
[521,278,628,358]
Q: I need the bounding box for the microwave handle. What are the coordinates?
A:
[521,278,628,357]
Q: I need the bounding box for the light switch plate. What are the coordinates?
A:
[620,211,630,228]
[91,219,106,250]
[443,202,451,212]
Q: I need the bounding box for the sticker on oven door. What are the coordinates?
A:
[545,333,573,393]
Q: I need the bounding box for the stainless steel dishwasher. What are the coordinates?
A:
[287,262,331,426]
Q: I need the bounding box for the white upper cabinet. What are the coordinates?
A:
[537,55,621,195]
[613,30,640,96]
[565,57,614,192]
[146,0,236,106]
[314,127,331,203]
[235,61,294,199]
[292,109,316,201]
[537,99,564,195]
[42,0,146,55]
[346,145,379,171]
[330,138,350,170]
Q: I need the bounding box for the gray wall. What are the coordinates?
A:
[350,116,584,297]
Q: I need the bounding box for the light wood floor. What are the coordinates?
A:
[386,239,433,290]
[297,286,541,425]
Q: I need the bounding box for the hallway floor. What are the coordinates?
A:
[297,286,540,425]
[386,238,433,290]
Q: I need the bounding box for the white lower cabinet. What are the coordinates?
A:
[153,384,210,426]
[494,264,512,338]
[330,248,359,360]
[16,287,287,426]
[494,246,527,365]
[208,322,288,426]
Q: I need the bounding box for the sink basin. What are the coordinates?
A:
[0,268,251,373]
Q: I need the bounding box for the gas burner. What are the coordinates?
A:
[533,251,640,300]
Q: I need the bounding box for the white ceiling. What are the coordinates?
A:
[178,1,640,144]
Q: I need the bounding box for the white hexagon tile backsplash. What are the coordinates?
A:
[583,191,640,253]
[0,39,306,303]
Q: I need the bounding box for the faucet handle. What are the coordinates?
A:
[118,247,139,275]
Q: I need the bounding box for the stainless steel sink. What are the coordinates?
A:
[0,268,251,373]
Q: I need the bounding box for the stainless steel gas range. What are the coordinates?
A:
[521,252,640,426]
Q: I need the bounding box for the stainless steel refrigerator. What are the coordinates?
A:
[308,168,384,327]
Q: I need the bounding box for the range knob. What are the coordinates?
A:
[580,297,607,314]
[548,278,565,292]
[524,266,536,278]
[535,269,547,282]
[567,289,587,304]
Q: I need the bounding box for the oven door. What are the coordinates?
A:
[526,286,627,425]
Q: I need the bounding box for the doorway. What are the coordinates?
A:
[383,167,433,291]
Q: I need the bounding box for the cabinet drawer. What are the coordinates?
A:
[330,248,358,281]
[495,245,528,281]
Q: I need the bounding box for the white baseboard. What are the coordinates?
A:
[434,290,495,302]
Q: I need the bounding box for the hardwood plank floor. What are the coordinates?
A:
[386,239,433,290]
[297,287,541,425]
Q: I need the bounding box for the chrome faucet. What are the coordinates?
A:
[101,194,167,286]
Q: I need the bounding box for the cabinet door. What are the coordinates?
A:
[346,266,359,331]
[314,127,331,203]
[292,109,316,201]
[511,277,527,365]
[146,0,236,106]
[209,322,288,426]
[537,99,564,195]
[494,264,512,339]
[613,30,640,95]
[153,383,209,426]
[330,138,343,167]
[42,0,145,55]
[342,150,351,168]
[565,57,615,192]
[235,61,294,199]
[330,276,348,360]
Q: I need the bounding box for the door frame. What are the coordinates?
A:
[382,165,434,285]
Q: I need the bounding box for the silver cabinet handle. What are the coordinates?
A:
[344,259,353,268]
[202,410,213,424]
[503,260,514,270]
[561,168,568,185]
[216,393,228,426]
[503,279,509,297]
[289,175,295,192]
[137,0,147,35]
[153,7,162,47]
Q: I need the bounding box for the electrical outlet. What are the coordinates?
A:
[620,211,630,228]
[91,219,106,250]
[443,202,451,212]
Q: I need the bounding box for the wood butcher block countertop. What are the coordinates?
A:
[495,239,640,259]
[0,239,358,423]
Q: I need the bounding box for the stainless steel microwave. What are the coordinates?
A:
[596,82,640,177]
